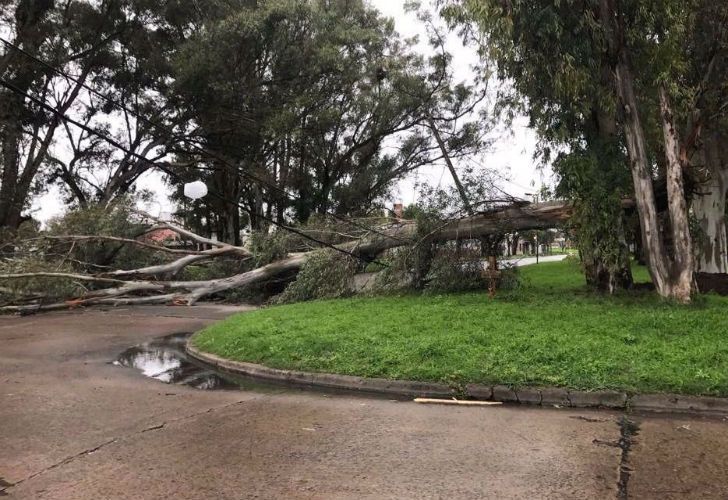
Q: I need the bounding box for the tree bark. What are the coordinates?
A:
[599,0,698,302]
[612,52,698,301]
[614,58,672,290]
[693,127,728,274]
[658,85,696,301]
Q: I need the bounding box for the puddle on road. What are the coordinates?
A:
[113,333,274,391]
[113,333,407,400]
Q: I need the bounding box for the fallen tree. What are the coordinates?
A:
[0,201,574,313]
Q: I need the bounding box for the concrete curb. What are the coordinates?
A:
[186,339,455,398]
[186,338,728,415]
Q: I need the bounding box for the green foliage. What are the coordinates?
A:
[370,212,440,292]
[274,250,357,304]
[423,246,485,294]
[179,258,250,282]
[370,249,415,293]
[194,260,728,396]
[0,256,84,301]
[497,264,523,292]
[167,0,491,237]
[363,260,388,273]
[45,199,159,271]
[248,231,291,268]
[554,147,634,290]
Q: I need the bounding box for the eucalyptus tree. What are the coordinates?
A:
[0,0,119,234]
[169,0,487,243]
[685,3,728,275]
[443,0,727,302]
[0,0,202,236]
[45,0,195,209]
[441,0,634,291]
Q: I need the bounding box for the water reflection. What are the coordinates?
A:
[113,333,237,390]
[113,333,403,399]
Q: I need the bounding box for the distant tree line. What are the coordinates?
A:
[0,0,491,245]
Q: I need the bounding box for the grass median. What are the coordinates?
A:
[193,259,728,396]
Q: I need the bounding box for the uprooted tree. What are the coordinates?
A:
[0,200,572,313]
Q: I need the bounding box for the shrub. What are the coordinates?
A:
[248,230,291,267]
[0,256,85,302]
[274,250,357,304]
[370,248,415,293]
[45,198,161,272]
[424,246,485,294]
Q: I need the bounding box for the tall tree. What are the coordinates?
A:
[684,2,728,275]
[442,0,635,292]
[444,0,727,302]
[0,0,114,234]
[168,0,486,242]
[0,0,210,233]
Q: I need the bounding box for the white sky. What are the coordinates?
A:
[371,0,547,206]
[30,0,548,223]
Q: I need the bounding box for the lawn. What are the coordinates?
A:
[193,259,728,396]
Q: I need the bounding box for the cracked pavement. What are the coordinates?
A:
[2,305,728,499]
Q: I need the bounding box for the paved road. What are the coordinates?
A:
[500,254,569,267]
[1,305,727,499]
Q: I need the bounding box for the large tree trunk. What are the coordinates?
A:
[614,56,693,302]
[0,0,55,234]
[599,0,693,302]
[577,101,634,292]
[693,127,728,274]
[614,58,670,289]
[580,214,634,293]
[658,85,696,300]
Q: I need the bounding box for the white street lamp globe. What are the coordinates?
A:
[183,180,208,200]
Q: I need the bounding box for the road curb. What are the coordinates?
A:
[186,338,456,398]
[186,337,728,415]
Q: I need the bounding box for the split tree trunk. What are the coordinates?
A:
[599,0,695,303]
[614,55,694,302]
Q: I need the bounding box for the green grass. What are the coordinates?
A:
[194,260,728,396]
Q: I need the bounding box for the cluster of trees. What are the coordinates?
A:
[444,0,728,302]
[3,0,726,307]
[0,0,491,245]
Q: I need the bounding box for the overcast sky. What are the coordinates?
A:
[30,0,549,223]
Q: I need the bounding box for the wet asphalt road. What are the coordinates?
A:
[1,305,728,499]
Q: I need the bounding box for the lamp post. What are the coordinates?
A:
[183,180,208,200]
[525,191,540,264]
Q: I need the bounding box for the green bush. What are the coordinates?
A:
[370,248,415,293]
[0,256,85,301]
[274,250,357,304]
[248,230,291,267]
[424,247,485,294]
[45,198,161,272]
